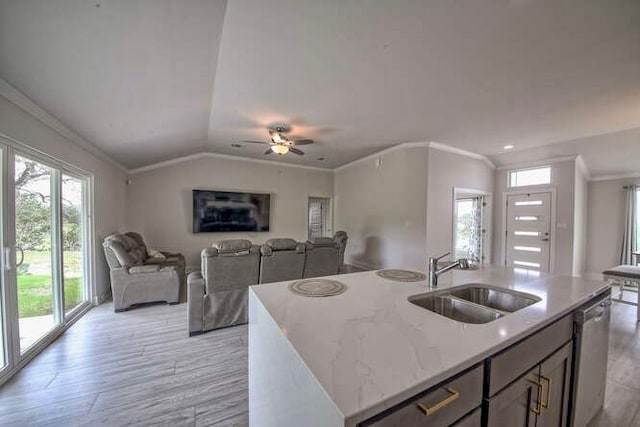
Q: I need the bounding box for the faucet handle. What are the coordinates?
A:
[434,252,451,262]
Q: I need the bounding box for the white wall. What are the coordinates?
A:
[493,160,576,276]
[426,149,494,260]
[572,160,589,276]
[334,146,429,270]
[0,95,127,301]
[125,155,334,268]
[586,177,640,277]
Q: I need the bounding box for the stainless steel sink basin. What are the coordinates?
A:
[449,284,541,313]
[408,284,541,324]
[408,294,503,324]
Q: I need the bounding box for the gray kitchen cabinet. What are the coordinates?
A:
[537,342,572,427]
[363,365,483,426]
[487,342,573,427]
[486,368,538,427]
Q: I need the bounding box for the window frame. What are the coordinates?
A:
[508,165,552,188]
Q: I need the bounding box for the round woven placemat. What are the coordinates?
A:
[289,279,347,297]
[376,269,427,282]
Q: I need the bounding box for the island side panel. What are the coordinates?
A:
[248,289,344,427]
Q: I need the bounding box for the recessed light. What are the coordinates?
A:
[231,143,242,148]
[503,145,514,150]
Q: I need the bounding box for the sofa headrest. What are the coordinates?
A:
[306,237,337,248]
[266,238,299,251]
[104,233,138,251]
[216,239,252,254]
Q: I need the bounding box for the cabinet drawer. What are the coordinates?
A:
[363,365,483,427]
[488,314,572,396]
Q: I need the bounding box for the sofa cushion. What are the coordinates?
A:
[216,239,252,254]
[307,237,336,248]
[266,238,299,251]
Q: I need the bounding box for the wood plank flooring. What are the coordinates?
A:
[0,294,639,426]
[0,302,248,427]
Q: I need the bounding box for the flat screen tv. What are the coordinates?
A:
[193,190,270,233]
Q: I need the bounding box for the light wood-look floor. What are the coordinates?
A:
[0,296,639,426]
[0,302,248,426]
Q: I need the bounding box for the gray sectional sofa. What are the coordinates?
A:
[187,232,347,335]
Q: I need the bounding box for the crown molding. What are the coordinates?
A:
[590,171,640,182]
[333,142,430,172]
[334,141,495,172]
[495,155,579,171]
[0,78,127,172]
[428,141,496,169]
[128,151,334,175]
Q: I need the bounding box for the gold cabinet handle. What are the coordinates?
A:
[416,387,460,415]
[540,375,552,409]
[528,378,544,415]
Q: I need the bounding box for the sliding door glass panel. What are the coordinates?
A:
[15,155,57,352]
[0,148,5,370]
[62,175,85,314]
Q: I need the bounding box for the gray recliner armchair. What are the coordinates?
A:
[103,233,185,312]
[187,239,260,335]
[333,231,348,273]
[303,237,340,278]
[259,238,306,283]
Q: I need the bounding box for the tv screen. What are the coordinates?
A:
[193,190,270,233]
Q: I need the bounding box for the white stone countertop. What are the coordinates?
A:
[249,265,609,426]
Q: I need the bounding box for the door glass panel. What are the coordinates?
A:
[62,175,84,315]
[0,148,5,369]
[15,155,57,352]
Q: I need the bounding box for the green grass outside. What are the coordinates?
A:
[17,275,81,317]
[18,250,83,318]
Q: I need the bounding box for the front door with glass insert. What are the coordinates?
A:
[506,192,552,272]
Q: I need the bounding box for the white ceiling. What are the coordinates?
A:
[1,0,640,173]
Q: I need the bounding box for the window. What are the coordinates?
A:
[509,166,551,188]
[636,188,640,259]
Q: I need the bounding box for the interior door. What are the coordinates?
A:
[506,192,552,272]
[308,197,331,239]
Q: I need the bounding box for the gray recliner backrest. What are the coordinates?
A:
[202,239,260,294]
[333,231,348,267]
[103,233,145,269]
[259,238,306,284]
[303,237,340,278]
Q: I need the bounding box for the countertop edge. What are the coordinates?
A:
[344,282,611,426]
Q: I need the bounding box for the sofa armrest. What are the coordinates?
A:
[188,272,205,335]
[129,265,162,274]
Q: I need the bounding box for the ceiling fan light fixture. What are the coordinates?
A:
[271,144,289,155]
[270,131,285,143]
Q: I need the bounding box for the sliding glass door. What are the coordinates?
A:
[0,141,92,383]
[62,175,85,316]
[14,155,59,352]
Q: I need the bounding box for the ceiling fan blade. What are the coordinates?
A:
[242,140,269,144]
[289,147,305,155]
[264,148,273,155]
[292,139,314,145]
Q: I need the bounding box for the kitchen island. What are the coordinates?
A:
[248,266,609,426]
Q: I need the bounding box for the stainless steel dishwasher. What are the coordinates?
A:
[571,290,612,427]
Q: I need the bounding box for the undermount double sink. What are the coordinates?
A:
[408,284,541,324]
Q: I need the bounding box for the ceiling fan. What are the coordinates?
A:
[242,126,314,156]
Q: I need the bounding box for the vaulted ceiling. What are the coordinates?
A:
[1,0,640,174]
